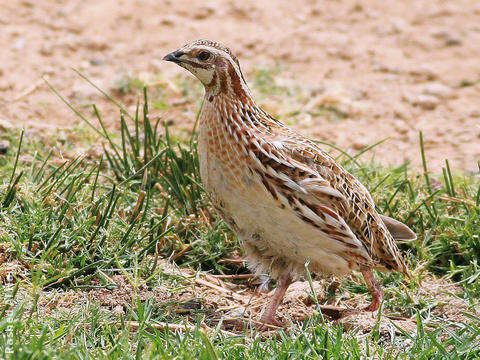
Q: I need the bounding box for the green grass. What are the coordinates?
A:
[0,72,479,359]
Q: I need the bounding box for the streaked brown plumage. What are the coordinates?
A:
[164,40,416,326]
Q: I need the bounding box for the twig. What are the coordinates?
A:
[203,273,229,288]
[12,79,43,101]
[218,258,246,264]
[385,315,416,322]
[221,316,283,330]
[194,277,245,301]
[438,195,476,206]
[171,244,193,261]
[198,208,211,224]
[212,274,254,280]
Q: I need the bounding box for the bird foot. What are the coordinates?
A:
[257,315,286,330]
[361,267,384,313]
[364,297,381,312]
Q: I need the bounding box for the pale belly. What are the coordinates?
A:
[198,135,352,279]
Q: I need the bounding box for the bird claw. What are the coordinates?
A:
[257,316,286,331]
[364,298,381,312]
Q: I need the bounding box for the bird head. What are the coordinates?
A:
[163,40,251,99]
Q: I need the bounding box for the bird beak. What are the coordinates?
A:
[163,50,184,63]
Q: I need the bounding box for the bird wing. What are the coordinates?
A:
[244,122,408,273]
[242,129,375,267]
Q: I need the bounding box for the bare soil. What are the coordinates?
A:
[1,0,480,172]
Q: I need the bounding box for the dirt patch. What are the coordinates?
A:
[195,275,326,324]
[175,270,478,335]
[88,274,168,312]
[10,263,476,337]
[418,277,474,324]
[123,262,477,334]
[0,242,11,266]
[332,275,477,335]
[2,0,480,172]
[37,289,85,315]
[338,310,419,335]
[1,244,476,335]
[0,242,31,282]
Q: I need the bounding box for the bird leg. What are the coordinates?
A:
[361,266,384,312]
[259,274,293,326]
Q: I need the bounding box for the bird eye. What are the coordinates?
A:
[198,51,211,61]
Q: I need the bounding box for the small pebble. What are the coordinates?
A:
[42,66,55,75]
[113,305,124,315]
[423,82,454,99]
[431,29,463,46]
[470,110,480,118]
[160,15,176,26]
[193,3,216,19]
[0,80,13,91]
[393,119,409,134]
[13,39,26,50]
[444,37,462,46]
[90,58,105,66]
[71,81,98,99]
[163,119,175,126]
[0,140,10,154]
[407,66,438,81]
[21,0,34,7]
[79,61,90,70]
[40,45,53,56]
[351,139,369,150]
[412,94,439,110]
[225,306,248,318]
[85,40,109,51]
[390,17,409,33]
[0,119,13,130]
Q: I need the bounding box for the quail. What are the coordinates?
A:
[164,40,416,325]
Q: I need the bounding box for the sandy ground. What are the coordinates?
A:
[1,0,480,172]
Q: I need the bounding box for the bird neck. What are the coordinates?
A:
[201,87,278,138]
[204,60,255,104]
[206,89,256,109]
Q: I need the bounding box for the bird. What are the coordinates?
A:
[163,40,416,326]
